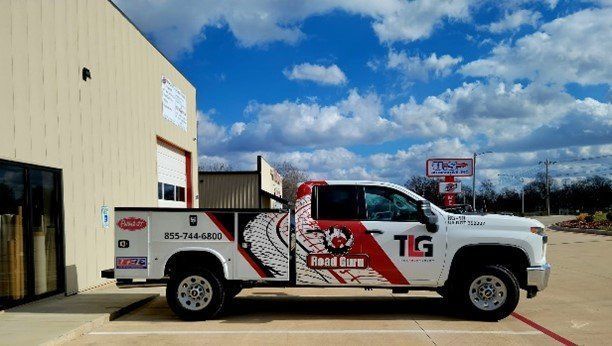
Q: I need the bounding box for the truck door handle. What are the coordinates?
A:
[366,229,384,234]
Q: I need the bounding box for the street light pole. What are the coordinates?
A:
[472,152,477,210]
[472,151,492,212]
[539,159,557,216]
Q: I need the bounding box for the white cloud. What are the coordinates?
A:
[221,89,398,151]
[372,0,474,43]
[461,7,612,85]
[199,81,610,161]
[112,0,478,58]
[283,63,347,85]
[382,50,462,82]
[483,9,541,33]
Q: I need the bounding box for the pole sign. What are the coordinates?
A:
[426,158,474,177]
[439,181,461,194]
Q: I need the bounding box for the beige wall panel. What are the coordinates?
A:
[53,0,76,287]
[0,0,15,159]
[11,0,30,160]
[99,0,113,271]
[4,0,197,292]
[41,0,59,166]
[27,0,45,164]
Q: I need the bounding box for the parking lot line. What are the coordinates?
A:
[89,329,542,336]
[512,312,577,346]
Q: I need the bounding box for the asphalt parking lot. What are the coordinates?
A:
[70,219,611,345]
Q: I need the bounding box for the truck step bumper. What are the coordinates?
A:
[527,263,551,292]
[101,268,115,279]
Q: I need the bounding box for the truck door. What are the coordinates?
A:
[296,184,411,287]
[360,186,446,286]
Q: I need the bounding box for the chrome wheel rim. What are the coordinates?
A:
[177,275,213,311]
[469,275,507,311]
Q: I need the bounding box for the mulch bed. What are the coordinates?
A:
[557,219,611,230]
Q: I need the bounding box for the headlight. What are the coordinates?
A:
[530,227,547,244]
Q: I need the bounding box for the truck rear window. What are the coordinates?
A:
[314,185,360,220]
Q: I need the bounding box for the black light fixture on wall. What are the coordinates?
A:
[82,67,91,81]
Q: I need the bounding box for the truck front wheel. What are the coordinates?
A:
[166,268,226,320]
[454,265,520,321]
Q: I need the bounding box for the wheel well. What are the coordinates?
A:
[164,251,225,279]
[447,245,530,288]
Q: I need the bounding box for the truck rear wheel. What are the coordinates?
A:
[454,264,520,321]
[166,268,226,320]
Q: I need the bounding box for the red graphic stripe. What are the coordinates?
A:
[238,247,268,278]
[206,212,234,241]
[206,212,267,278]
[316,220,410,285]
[327,269,347,284]
[361,230,410,285]
[511,312,577,346]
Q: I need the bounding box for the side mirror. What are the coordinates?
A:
[417,200,438,233]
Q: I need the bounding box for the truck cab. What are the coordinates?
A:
[104,180,551,321]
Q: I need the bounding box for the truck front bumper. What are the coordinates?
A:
[527,263,551,291]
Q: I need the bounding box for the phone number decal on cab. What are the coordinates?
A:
[163,232,224,241]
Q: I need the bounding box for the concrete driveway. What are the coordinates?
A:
[69,222,611,345]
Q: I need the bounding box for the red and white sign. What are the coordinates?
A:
[443,194,456,206]
[426,158,473,177]
[439,181,462,194]
[307,254,369,269]
[117,217,148,231]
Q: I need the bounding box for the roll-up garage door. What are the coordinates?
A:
[157,140,187,208]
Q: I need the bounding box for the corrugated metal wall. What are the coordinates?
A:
[199,173,259,208]
[0,0,197,293]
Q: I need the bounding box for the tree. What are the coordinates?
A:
[404,175,444,206]
[274,161,310,208]
[479,179,497,212]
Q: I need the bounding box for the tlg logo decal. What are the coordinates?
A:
[394,235,433,257]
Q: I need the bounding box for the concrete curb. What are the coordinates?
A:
[549,225,611,236]
[42,294,158,346]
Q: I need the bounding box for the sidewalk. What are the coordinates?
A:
[0,284,161,345]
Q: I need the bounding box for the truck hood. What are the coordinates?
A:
[447,213,545,232]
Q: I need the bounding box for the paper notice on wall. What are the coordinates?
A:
[161,75,188,131]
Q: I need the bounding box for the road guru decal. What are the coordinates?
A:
[117,217,147,231]
[116,257,147,269]
[307,253,369,269]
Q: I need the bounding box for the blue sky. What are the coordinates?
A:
[113,0,611,188]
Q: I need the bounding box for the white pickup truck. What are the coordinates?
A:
[102,180,550,321]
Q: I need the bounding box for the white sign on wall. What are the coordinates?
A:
[101,206,110,229]
[439,182,462,194]
[161,75,188,131]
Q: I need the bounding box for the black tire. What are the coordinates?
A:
[453,264,520,321]
[166,268,226,321]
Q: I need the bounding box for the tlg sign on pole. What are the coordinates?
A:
[426,158,473,207]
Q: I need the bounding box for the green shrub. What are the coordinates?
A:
[593,211,607,222]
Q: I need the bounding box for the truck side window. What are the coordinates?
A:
[315,185,360,220]
[364,186,418,222]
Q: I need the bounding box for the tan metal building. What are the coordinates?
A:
[199,156,286,209]
[0,0,197,309]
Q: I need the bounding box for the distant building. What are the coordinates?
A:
[199,156,287,209]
